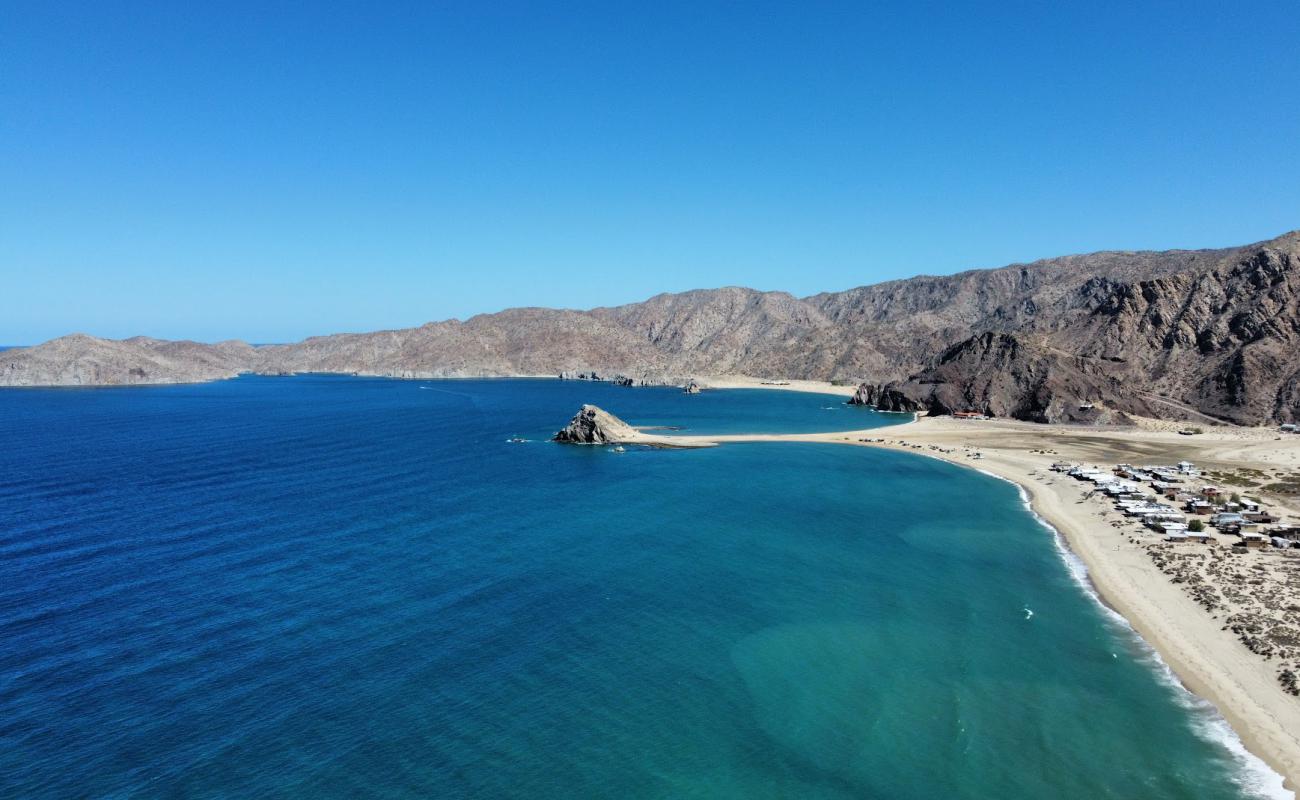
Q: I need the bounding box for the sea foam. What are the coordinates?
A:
[1004,478,1293,800]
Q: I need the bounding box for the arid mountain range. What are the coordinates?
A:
[4,230,1299,425]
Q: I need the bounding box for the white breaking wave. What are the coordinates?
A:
[1000,478,1293,800]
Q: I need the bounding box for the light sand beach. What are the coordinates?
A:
[618,389,1300,791]
[693,376,859,397]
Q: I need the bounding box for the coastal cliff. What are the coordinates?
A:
[848,382,925,414]
[846,383,872,405]
[5,230,1300,425]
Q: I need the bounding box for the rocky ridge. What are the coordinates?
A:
[5,230,1299,424]
[0,334,253,387]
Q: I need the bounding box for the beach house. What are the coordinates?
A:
[1269,524,1300,543]
[1241,532,1269,549]
[1187,499,1215,515]
[1210,512,1245,528]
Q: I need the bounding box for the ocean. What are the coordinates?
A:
[0,376,1287,798]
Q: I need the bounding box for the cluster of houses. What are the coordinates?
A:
[1051,460,1300,551]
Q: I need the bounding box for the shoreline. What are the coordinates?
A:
[617,411,1300,793]
[0,371,860,392]
[966,450,1296,797]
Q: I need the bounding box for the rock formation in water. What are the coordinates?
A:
[684,380,701,394]
[6,230,1300,424]
[847,382,925,414]
[560,371,645,387]
[553,405,639,444]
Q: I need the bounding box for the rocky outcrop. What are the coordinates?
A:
[872,388,926,414]
[6,230,1300,424]
[553,405,639,444]
[559,371,636,386]
[849,383,925,413]
[847,383,872,405]
[846,382,924,413]
[684,380,701,394]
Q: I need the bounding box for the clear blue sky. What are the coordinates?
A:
[3,1,1298,344]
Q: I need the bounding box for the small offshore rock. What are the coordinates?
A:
[553,404,638,444]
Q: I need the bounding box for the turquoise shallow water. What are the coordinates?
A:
[0,377,1286,798]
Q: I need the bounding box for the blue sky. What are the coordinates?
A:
[2,1,1298,344]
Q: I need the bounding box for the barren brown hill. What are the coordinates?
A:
[0,334,253,387]
[3,230,1297,424]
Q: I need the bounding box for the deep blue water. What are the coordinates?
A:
[0,377,1286,798]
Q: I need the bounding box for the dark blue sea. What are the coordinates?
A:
[0,377,1287,798]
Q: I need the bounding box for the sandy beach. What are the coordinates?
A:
[616,388,1300,791]
[692,376,859,398]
